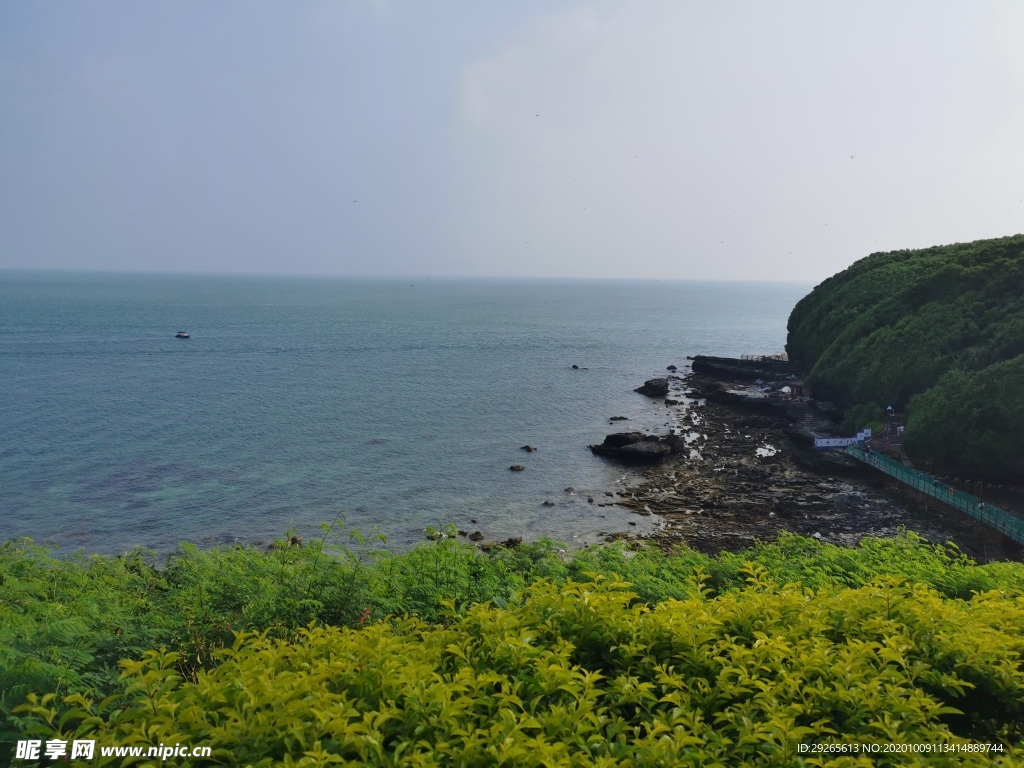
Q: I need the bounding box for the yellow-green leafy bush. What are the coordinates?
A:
[26,574,1024,766]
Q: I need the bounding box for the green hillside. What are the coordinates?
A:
[786,235,1024,479]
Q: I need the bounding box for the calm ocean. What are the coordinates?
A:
[1,273,809,555]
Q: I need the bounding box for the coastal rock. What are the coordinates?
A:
[667,364,678,371]
[520,445,537,452]
[665,398,681,406]
[609,416,629,421]
[510,465,526,471]
[691,355,791,381]
[469,531,484,541]
[616,441,672,463]
[571,365,579,369]
[589,432,672,464]
[542,500,555,506]
[635,378,670,397]
[598,431,647,447]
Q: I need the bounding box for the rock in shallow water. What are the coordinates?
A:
[599,431,648,447]
[635,378,670,397]
[589,432,673,464]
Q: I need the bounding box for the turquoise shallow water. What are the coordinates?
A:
[0,273,809,555]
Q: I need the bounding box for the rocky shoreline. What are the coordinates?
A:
[596,361,1022,562]
[448,356,1021,563]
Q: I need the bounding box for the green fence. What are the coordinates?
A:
[845,445,1024,546]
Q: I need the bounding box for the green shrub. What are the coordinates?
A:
[0,540,169,751]
[24,576,1024,766]
[6,530,1024,763]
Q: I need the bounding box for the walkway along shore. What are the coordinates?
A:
[846,446,1024,547]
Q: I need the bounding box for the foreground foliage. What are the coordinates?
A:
[785,234,1024,478]
[5,530,1024,763]
[23,575,1024,766]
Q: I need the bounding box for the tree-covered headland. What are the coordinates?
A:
[786,235,1024,480]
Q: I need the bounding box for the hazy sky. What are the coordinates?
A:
[3,1,1024,281]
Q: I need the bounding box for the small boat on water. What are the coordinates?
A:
[175,330,190,339]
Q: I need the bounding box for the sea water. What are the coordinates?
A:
[0,273,809,555]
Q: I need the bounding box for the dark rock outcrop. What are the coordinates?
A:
[634,378,670,397]
[510,465,526,471]
[691,355,791,381]
[589,432,673,464]
[599,432,647,447]
[616,441,672,462]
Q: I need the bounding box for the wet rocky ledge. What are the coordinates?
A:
[599,367,1021,562]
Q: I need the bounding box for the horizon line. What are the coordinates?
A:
[0,267,815,285]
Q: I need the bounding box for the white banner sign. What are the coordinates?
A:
[814,428,872,449]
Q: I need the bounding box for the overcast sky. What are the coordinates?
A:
[2,1,1024,281]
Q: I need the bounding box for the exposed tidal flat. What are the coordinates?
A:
[614,370,1022,563]
[1,272,810,556]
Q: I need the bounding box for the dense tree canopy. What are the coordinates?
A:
[786,235,1024,479]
